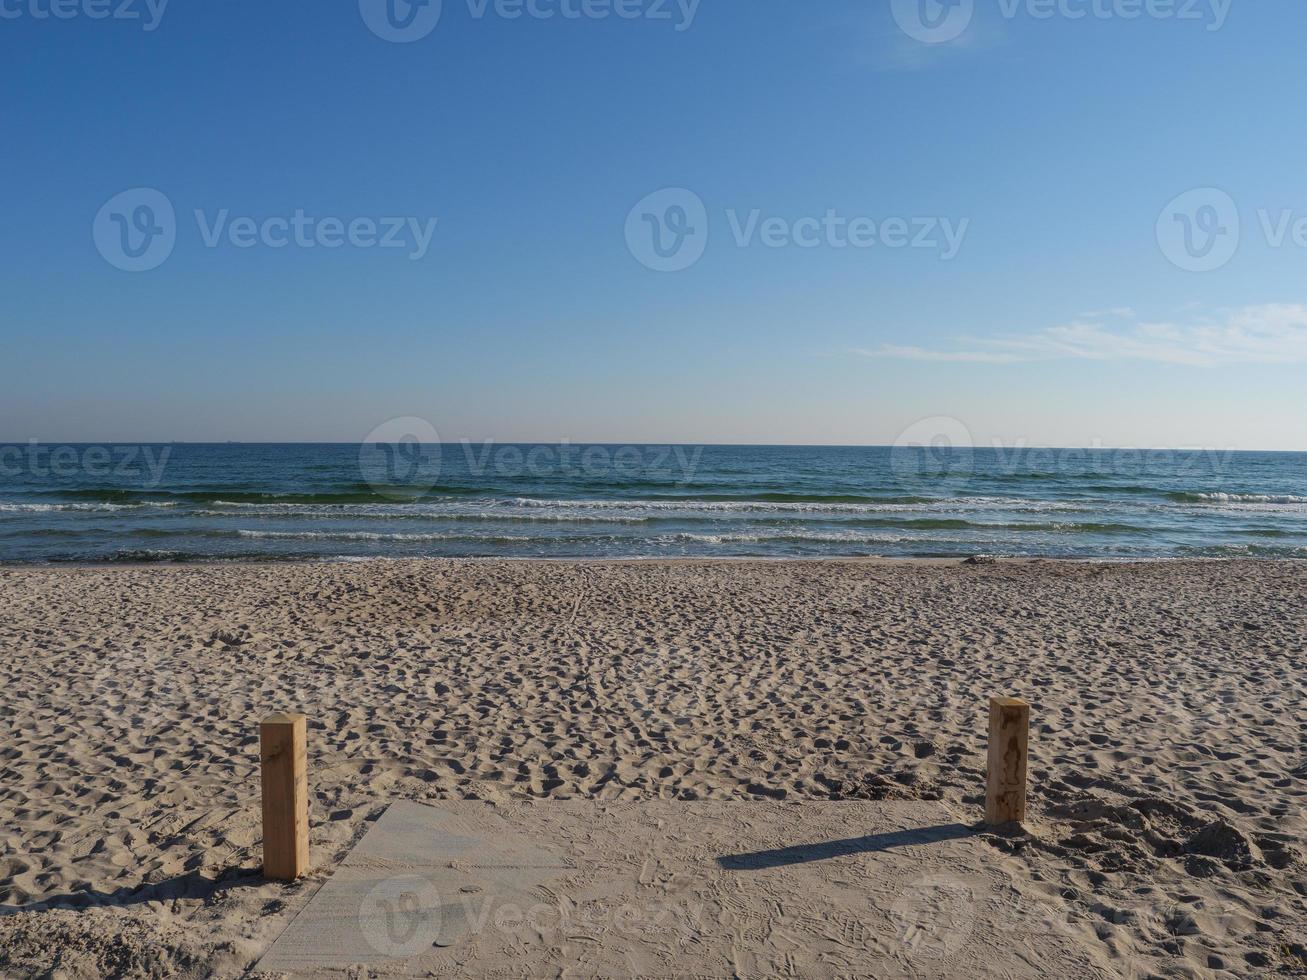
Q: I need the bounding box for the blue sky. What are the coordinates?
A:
[3,0,1305,448]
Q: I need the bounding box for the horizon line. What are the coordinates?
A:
[4,440,1307,454]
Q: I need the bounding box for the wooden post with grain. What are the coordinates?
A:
[261,712,309,880]
[985,696,1030,826]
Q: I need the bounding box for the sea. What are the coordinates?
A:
[1,442,1305,563]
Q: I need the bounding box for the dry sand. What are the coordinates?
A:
[0,558,1304,978]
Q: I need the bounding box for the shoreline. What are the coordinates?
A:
[4,553,1302,571]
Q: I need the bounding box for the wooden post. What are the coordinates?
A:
[985,696,1029,826]
[261,713,309,880]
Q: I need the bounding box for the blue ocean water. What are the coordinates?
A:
[1,443,1306,563]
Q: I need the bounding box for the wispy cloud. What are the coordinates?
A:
[856,304,1307,367]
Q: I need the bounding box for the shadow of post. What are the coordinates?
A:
[0,866,267,918]
[717,823,977,871]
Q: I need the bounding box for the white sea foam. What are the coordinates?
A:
[0,501,178,513]
[658,530,926,545]
[1189,492,1307,504]
[506,496,1088,514]
[235,529,533,542]
[200,503,642,522]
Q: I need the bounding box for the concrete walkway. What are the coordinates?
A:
[256,799,1109,978]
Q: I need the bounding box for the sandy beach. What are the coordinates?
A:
[0,558,1303,977]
